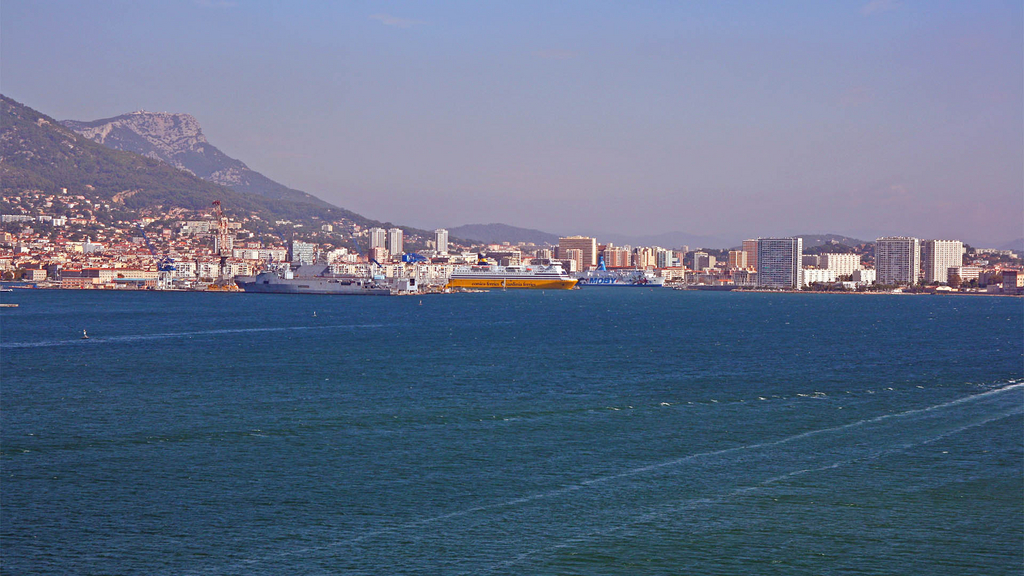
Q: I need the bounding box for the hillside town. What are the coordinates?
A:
[2,190,1022,295]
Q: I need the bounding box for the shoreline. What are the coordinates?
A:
[1,282,1020,298]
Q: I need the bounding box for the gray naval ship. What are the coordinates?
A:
[235,264,391,295]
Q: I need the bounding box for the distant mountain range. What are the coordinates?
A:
[448,224,561,245]
[448,224,733,248]
[795,234,869,248]
[998,238,1024,251]
[595,231,733,250]
[447,224,873,251]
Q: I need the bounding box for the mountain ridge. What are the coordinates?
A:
[0,95,392,234]
[448,223,561,245]
[447,223,880,251]
[61,111,330,208]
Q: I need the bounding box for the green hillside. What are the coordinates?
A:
[0,95,396,231]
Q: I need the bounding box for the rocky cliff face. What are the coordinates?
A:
[64,112,210,172]
[62,111,328,207]
[1,95,255,212]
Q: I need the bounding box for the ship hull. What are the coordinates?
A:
[447,277,577,290]
[235,273,390,295]
[576,278,666,287]
[574,271,667,287]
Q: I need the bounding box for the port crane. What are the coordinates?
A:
[136,223,176,290]
[212,200,232,283]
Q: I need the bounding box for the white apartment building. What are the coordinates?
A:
[656,248,675,269]
[290,240,317,265]
[728,250,747,269]
[227,262,252,277]
[922,239,964,283]
[388,228,404,256]
[172,261,197,279]
[820,253,862,277]
[802,268,837,287]
[259,248,288,262]
[435,229,449,255]
[757,237,803,289]
[852,269,876,284]
[949,265,982,282]
[875,237,921,285]
[233,249,260,260]
[197,260,220,279]
[369,228,387,249]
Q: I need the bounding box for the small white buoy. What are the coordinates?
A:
[313,311,317,317]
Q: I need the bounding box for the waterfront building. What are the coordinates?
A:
[732,269,757,286]
[487,249,522,266]
[875,237,921,286]
[757,237,803,289]
[558,236,597,269]
[802,255,821,267]
[728,250,747,269]
[564,248,584,272]
[949,266,982,282]
[368,246,389,263]
[435,229,449,255]
[633,247,657,268]
[557,257,578,272]
[922,240,964,283]
[535,248,553,261]
[171,261,197,279]
[692,252,716,271]
[388,228,404,257]
[820,253,862,277]
[289,240,317,265]
[852,269,876,284]
[656,248,674,269]
[197,260,220,280]
[742,239,758,270]
[802,268,837,287]
[603,247,631,268]
[979,270,1004,287]
[1003,270,1023,292]
[369,228,387,249]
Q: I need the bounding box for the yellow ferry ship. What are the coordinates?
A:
[447,261,577,290]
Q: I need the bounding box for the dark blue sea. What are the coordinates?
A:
[1,289,1021,575]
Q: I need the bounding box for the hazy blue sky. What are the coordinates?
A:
[3,1,1021,245]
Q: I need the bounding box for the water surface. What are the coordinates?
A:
[2,290,1021,574]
